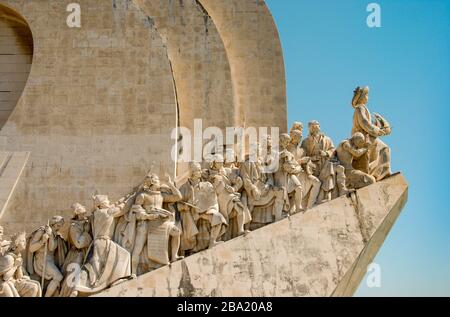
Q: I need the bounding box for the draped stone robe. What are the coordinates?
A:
[73,206,131,295]
[352,104,392,180]
[301,133,336,192]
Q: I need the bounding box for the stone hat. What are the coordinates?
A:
[49,215,64,226]
[93,195,109,208]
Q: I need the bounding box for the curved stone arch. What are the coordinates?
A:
[0,3,34,130]
[0,0,179,233]
[133,0,235,131]
[132,0,237,177]
[197,0,287,131]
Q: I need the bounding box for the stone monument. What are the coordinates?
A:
[0,0,407,298]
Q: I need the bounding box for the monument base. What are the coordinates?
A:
[97,173,408,297]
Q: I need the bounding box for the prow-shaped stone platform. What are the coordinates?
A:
[0,151,29,220]
[98,174,408,297]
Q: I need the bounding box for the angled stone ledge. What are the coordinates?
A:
[97,173,408,297]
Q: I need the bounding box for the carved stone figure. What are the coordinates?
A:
[351,86,392,181]
[337,133,376,189]
[0,232,42,297]
[59,203,92,297]
[290,122,304,134]
[288,130,321,209]
[302,121,349,202]
[240,143,285,229]
[27,216,68,297]
[0,225,10,256]
[209,155,252,240]
[275,134,305,214]
[71,195,131,296]
[178,162,227,254]
[131,174,183,274]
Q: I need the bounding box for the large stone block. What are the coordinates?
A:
[98,173,408,297]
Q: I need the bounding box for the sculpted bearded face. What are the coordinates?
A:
[280,134,291,148]
[290,130,303,145]
[50,216,65,232]
[309,122,321,136]
[13,233,27,252]
[290,122,303,134]
[73,203,87,216]
[189,163,202,180]
[144,174,161,191]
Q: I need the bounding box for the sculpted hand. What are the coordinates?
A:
[164,173,174,186]
[44,226,52,235]
[42,231,51,242]
[14,257,23,267]
[253,188,261,200]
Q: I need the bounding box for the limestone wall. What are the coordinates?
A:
[0,0,178,233]
[0,0,287,235]
[198,0,287,131]
[0,5,33,128]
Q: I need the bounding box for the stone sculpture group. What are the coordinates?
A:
[0,87,393,297]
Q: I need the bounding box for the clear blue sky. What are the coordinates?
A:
[266,0,450,296]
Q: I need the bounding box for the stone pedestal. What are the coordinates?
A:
[98,173,408,297]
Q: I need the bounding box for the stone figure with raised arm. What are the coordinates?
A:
[71,195,131,296]
[27,216,68,297]
[288,129,321,209]
[336,132,376,190]
[351,86,392,181]
[301,121,349,203]
[0,232,42,297]
[131,173,183,274]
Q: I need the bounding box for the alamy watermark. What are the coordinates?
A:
[171,119,280,173]
[366,262,382,288]
[66,3,81,28]
[367,3,382,28]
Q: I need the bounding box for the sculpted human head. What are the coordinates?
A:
[279,134,291,149]
[144,173,161,191]
[93,195,111,209]
[290,122,304,134]
[290,129,303,145]
[308,121,321,136]
[72,203,87,217]
[50,215,65,232]
[189,162,202,180]
[352,86,369,108]
[10,232,26,253]
[351,132,366,148]
[210,154,224,171]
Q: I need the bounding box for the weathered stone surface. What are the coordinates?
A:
[0,151,29,220]
[0,0,287,235]
[98,173,408,297]
[198,0,287,131]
